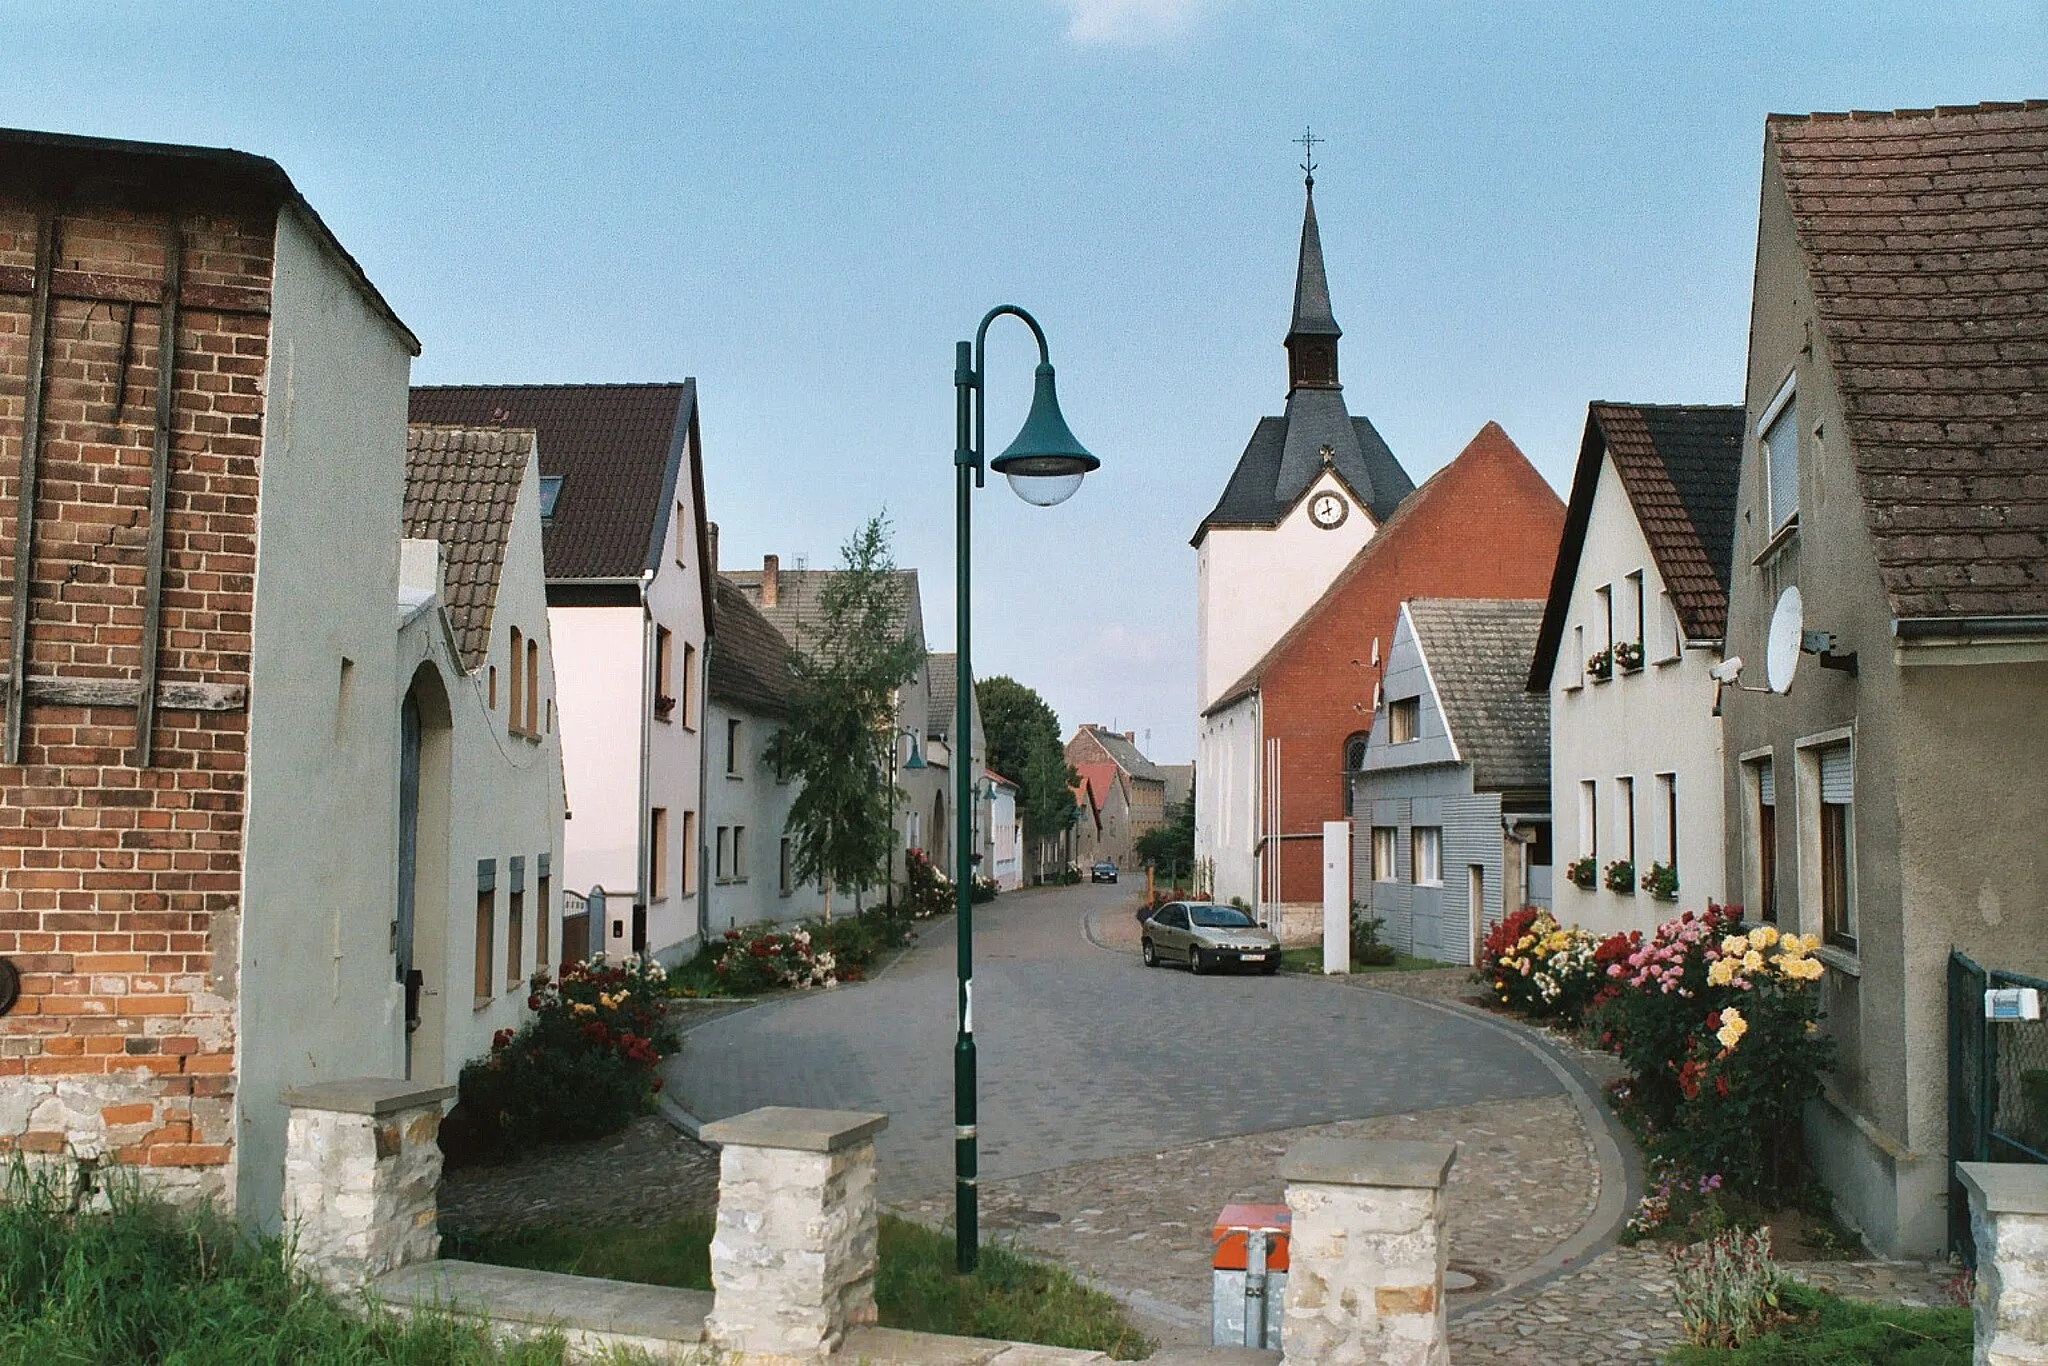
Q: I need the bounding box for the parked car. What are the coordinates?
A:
[1090,860,1119,884]
[1140,902,1280,975]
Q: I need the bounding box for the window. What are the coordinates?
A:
[1571,624,1585,687]
[507,858,525,988]
[1817,744,1855,948]
[537,864,551,973]
[525,637,540,735]
[655,627,675,721]
[539,475,564,525]
[1389,697,1420,744]
[1411,826,1442,885]
[1579,780,1598,858]
[1372,826,1398,882]
[488,665,497,710]
[1625,571,1645,668]
[508,628,524,732]
[715,826,730,881]
[474,861,495,1003]
[681,642,697,729]
[732,826,746,882]
[1762,378,1799,533]
[726,718,742,776]
[1753,758,1778,923]
[1617,776,1636,869]
[675,500,687,568]
[1656,773,1677,871]
[1594,585,1613,677]
[1342,732,1369,815]
[1658,591,1684,662]
[649,808,669,900]
[779,837,795,895]
[680,810,697,896]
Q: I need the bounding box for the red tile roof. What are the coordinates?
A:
[1771,101,2048,621]
[403,425,532,671]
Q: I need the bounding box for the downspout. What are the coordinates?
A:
[696,633,713,948]
[637,572,654,956]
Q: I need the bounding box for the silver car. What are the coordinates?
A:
[1141,902,1281,975]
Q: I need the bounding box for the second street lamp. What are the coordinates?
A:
[950,305,1097,1275]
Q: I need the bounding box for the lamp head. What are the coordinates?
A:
[990,362,1098,507]
[902,733,926,769]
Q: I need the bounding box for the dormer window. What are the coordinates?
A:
[538,475,564,526]
[1389,697,1420,744]
[1760,376,1799,534]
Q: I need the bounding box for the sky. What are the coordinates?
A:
[6,2,2043,762]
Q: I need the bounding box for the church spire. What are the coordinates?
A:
[1285,170,1341,391]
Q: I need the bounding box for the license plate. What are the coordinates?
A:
[1241,953,1266,962]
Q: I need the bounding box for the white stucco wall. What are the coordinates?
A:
[237,205,416,1230]
[550,603,645,901]
[1196,693,1261,907]
[642,512,706,961]
[1545,454,1727,939]
[989,784,1021,891]
[704,696,826,931]
[1195,470,1374,710]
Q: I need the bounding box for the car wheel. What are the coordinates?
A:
[1189,946,1205,975]
[1260,960,1279,976]
[1142,939,1157,967]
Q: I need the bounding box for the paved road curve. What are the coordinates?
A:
[668,882,1559,1199]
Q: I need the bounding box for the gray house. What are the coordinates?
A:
[1354,599,1551,964]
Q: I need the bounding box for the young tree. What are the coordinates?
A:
[767,514,923,919]
[1135,788,1196,885]
[978,675,1077,883]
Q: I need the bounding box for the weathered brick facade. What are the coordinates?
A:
[0,189,274,1195]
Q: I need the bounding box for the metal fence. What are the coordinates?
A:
[1948,951,2048,1260]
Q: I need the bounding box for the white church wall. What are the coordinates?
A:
[1196,693,1261,908]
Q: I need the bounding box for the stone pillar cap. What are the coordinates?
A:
[1959,1161,2048,1215]
[1280,1137,1457,1189]
[281,1078,456,1116]
[699,1105,887,1153]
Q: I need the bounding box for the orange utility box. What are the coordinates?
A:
[1211,1202,1289,1347]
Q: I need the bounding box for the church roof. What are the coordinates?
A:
[1289,184,1341,338]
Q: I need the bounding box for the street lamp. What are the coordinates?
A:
[950,306,1097,1274]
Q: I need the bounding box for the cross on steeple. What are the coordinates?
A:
[1294,126,1322,186]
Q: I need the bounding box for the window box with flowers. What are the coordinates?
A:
[1615,640,1645,673]
[1643,861,1679,901]
[1605,859,1636,894]
[654,693,678,721]
[1567,856,1599,890]
[1586,647,1614,682]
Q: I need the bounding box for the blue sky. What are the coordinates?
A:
[6,2,2042,761]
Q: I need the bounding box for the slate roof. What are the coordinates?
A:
[402,425,532,671]
[408,383,698,585]
[1290,184,1341,338]
[1075,724,1166,785]
[1406,598,1550,793]
[709,576,796,718]
[1770,101,2048,623]
[1195,412,1414,541]
[723,567,924,659]
[926,653,958,739]
[1527,404,1744,689]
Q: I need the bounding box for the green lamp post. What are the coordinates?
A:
[951,306,1097,1274]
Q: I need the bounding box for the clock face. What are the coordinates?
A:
[1309,491,1349,530]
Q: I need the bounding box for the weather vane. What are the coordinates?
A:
[1295,126,1321,186]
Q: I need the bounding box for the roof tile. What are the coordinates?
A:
[402,424,532,670]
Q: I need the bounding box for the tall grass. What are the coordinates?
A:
[0,1161,615,1365]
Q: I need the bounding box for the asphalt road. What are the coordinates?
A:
[667,881,1560,1200]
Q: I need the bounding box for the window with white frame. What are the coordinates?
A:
[731,826,746,883]
[1658,591,1683,662]
[1751,756,1778,924]
[1655,773,1677,871]
[1616,776,1636,872]
[1411,826,1442,886]
[1579,780,1598,859]
[1813,742,1855,949]
[1372,826,1398,882]
[1571,624,1585,687]
[714,825,730,882]
[1761,377,1799,535]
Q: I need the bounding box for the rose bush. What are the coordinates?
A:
[713,924,838,993]
[1482,907,1605,1023]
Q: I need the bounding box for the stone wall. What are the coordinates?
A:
[1960,1162,2048,1366]
[282,1079,451,1292]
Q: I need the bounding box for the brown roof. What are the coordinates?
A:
[709,576,795,717]
[1770,101,2048,622]
[403,425,532,670]
[723,566,925,657]
[1405,598,1550,793]
[408,383,699,585]
[1528,404,1744,688]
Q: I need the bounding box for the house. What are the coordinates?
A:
[1073,762,1134,869]
[1355,599,1550,965]
[398,425,567,1088]
[1064,773,1104,873]
[925,652,990,879]
[1527,403,1744,936]
[1160,763,1194,814]
[704,572,827,931]
[408,383,712,965]
[1718,102,2048,1257]
[725,556,956,903]
[1066,724,1168,850]
[0,129,426,1228]
[986,771,1022,891]
[1198,424,1565,937]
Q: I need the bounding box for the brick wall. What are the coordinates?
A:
[0,201,271,1196]
[1261,423,1566,903]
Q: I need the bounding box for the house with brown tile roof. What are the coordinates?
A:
[408,384,711,964]
[1717,101,2048,1257]
[1527,403,1744,938]
[397,424,566,1100]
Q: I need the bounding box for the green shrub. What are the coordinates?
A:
[1350,909,1396,967]
[1667,1280,1970,1365]
[458,956,679,1154]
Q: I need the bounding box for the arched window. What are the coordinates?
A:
[1342,732,1370,816]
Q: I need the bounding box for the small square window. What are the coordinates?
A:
[539,475,565,524]
[1389,697,1420,744]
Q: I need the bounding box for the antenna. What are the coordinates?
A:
[1766,588,1803,695]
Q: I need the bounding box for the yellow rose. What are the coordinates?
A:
[1722,934,1750,957]
[1749,925,1779,949]
[1801,933,1822,953]
[1716,1007,1748,1052]
[1707,958,1739,987]
[571,1002,596,1016]
[1743,949,1765,973]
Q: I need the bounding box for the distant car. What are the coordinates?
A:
[1141,902,1281,975]
[1090,861,1119,884]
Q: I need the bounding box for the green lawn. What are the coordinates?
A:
[446,1214,1153,1360]
[1666,1282,1970,1365]
[1277,946,1444,974]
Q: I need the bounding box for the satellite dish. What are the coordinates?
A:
[1766,587,1803,694]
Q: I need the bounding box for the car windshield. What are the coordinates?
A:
[1188,905,1255,929]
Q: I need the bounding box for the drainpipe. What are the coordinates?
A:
[636,572,654,958]
[696,634,713,948]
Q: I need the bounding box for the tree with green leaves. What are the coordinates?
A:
[978,676,1077,883]
[1135,787,1196,885]
[767,514,924,919]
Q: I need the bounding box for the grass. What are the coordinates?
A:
[1666,1281,1971,1365]
[1277,946,1443,974]
[448,1213,1153,1360]
[0,1163,613,1365]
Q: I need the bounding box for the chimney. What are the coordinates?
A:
[762,554,780,608]
[705,521,720,577]
[1125,731,1136,743]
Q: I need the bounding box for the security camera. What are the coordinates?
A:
[1709,657,1744,685]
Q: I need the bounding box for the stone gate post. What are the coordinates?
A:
[281,1078,453,1292]
[1959,1162,2048,1366]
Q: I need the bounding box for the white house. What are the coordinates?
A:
[409,383,713,965]
[1526,403,1744,937]
[986,771,1022,891]
[397,425,567,1086]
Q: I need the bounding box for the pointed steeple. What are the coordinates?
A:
[1285,177,1341,391]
